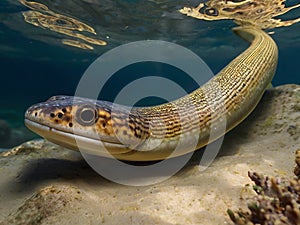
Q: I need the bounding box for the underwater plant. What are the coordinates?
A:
[228,150,300,225]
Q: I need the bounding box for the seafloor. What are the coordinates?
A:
[0,84,299,225]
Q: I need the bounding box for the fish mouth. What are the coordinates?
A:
[24,119,132,157]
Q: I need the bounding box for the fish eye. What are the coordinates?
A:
[76,105,98,126]
[204,7,219,16]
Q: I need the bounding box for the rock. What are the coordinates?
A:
[0,121,37,149]
[0,185,82,225]
[0,120,11,142]
[0,140,54,157]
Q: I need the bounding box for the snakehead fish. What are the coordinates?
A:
[24,26,278,161]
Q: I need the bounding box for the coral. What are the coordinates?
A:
[228,150,300,225]
[294,149,300,177]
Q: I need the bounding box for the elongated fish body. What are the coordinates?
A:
[25,27,278,161]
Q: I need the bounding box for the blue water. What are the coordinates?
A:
[0,0,299,148]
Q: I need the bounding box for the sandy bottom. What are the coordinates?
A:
[0,84,299,225]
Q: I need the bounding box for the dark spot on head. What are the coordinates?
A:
[50,113,55,118]
[99,114,107,119]
[62,108,67,113]
[69,122,73,127]
[54,119,59,123]
[57,113,63,119]
[123,130,128,136]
